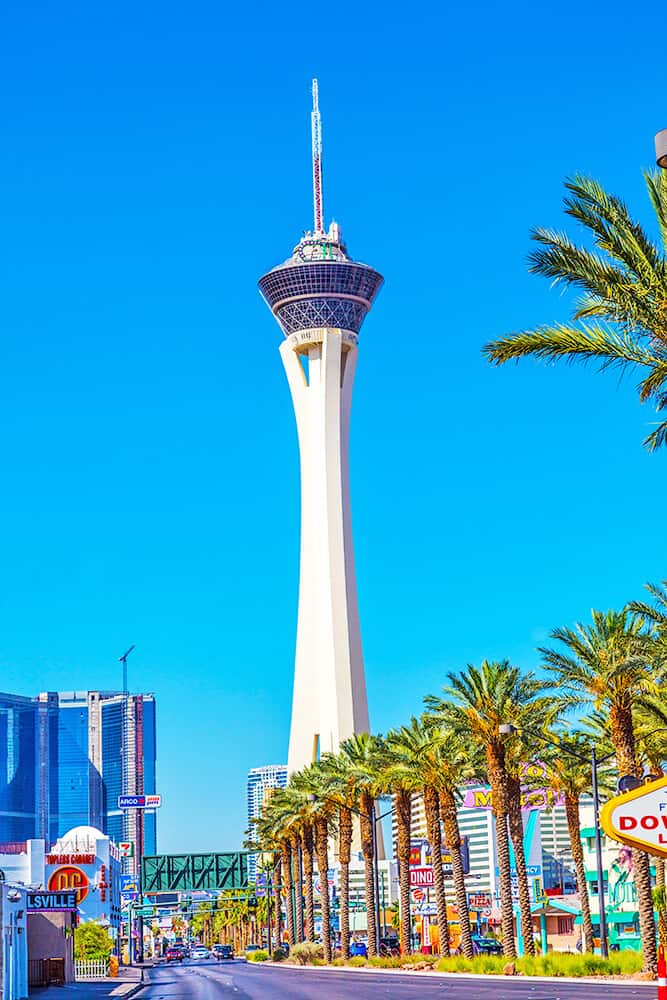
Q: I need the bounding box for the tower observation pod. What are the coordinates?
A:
[258,80,383,775]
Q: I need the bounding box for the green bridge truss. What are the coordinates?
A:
[141,852,249,893]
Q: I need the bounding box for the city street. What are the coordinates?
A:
[141,959,657,999]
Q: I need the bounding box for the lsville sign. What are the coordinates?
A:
[28,890,78,912]
[600,774,667,858]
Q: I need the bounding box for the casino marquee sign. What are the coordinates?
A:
[600,774,667,857]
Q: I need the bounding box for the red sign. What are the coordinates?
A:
[467,892,492,909]
[409,867,434,888]
[46,854,95,865]
[412,888,424,902]
[48,866,90,904]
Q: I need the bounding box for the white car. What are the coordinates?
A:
[192,945,210,960]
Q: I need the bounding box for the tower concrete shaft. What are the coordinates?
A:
[281,327,369,773]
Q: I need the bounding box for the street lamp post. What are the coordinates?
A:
[498,723,614,958]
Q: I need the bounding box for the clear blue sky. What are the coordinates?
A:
[1,0,665,853]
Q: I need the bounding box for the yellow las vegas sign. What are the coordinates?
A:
[600,775,667,858]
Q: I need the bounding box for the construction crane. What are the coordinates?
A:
[311,78,324,234]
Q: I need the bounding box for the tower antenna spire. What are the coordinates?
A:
[311,78,324,234]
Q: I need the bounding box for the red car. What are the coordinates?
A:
[165,946,185,962]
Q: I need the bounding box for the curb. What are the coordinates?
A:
[261,961,656,987]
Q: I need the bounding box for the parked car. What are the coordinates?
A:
[165,946,185,963]
[349,940,368,958]
[470,934,503,955]
[192,945,211,960]
[244,944,262,957]
[212,944,234,960]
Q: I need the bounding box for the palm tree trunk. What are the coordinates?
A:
[339,805,353,960]
[291,832,304,943]
[609,705,657,975]
[487,745,516,958]
[303,824,315,943]
[564,793,594,952]
[315,815,332,964]
[395,789,412,955]
[507,774,535,956]
[439,788,473,959]
[359,789,378,957]
[273,868,282,948]
[423,785,449,957]
[655,859,667,948]
[280,841,295,947]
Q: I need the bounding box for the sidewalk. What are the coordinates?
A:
[33,965,148,999]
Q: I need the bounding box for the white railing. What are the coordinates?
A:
[75,959,109,980]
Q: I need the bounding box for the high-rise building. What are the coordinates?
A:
[0,693,40,843]
[258,81,383,775]
[247,765,287,880]
[0,689,156,858]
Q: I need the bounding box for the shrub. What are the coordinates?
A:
[346,955,367,967]
[290,942,324,965]
[434,951,644,978]
[248,949,269,963]
[272,947,287,962]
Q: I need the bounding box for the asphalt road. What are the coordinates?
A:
[144,958,657,999]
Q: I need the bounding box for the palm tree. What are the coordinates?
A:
[336,733,384,957]
[383,728,418,956]
[482,170,667,451]
[542,732,597,952]
[319,753,360,960]
[541,608,658,973]
[428,660,553,959]
[386,717,460,957]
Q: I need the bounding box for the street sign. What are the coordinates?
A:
[409,866,434,888]
[118,794,162,810]
[600,774,667,858]
[119,842,134,858]
[27,891,77,913]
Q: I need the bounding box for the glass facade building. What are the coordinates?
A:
[246,764,287,881]
[0,689,157,853]
[0,693,38,842]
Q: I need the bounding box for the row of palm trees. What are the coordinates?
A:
[250,581,667,974]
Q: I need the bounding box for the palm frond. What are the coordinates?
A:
[483,321,656,370]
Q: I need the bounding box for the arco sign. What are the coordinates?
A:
[600,774,667,858]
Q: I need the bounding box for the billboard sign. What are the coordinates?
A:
[118,794,162,810]
[120,874,140,905]
[409,866,434,888]
[28,890,78,913]
[600,774,667,858]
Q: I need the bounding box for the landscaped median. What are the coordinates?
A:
[270,944,647,979]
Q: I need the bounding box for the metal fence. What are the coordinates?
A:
[75,959,109,979]
[29,958,66,986]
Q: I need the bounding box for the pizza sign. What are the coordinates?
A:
[600,774,667,858]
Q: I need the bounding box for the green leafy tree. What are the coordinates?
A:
[74,922,113,961]
[483,170,667,450]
